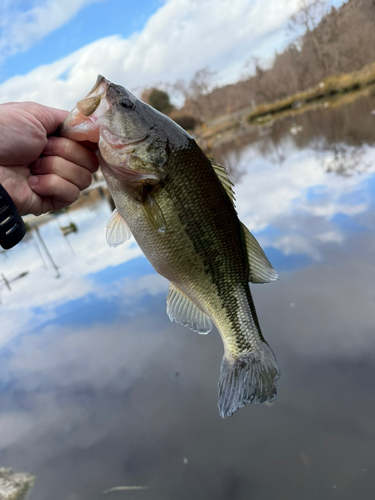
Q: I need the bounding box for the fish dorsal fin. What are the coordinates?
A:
[106,209,132,247]
[241,223,278,283]
[142,193,166,233]
[210,160,235,206]
[167,283,213,334]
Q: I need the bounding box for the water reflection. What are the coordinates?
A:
[1,97,375,499]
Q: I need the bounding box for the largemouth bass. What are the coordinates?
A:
[59,75,280,418]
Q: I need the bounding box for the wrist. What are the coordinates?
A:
[0,167,17,205]
[0,183,27,249]
[0,166,7,184]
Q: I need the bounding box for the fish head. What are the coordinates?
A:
[60,75,190,183]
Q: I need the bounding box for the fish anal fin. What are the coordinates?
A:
[210,160,236,206]
[241,223,278,283]
[142,193,166,233]
[167,283,212,334]
[106,209,132,247]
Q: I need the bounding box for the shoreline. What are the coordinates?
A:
[194,62,375,151]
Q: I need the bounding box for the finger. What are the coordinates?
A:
[22,103,68,135]
[79,140,99,152]
[30,156,93,191]
[28,174,80,206]
[42,136,99,173]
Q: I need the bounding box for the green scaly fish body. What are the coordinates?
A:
[60,75,280,417]
[104,141,262,354]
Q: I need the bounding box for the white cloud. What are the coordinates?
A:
[316,230,344,244]
[235,146,374,231]
[0,199,146,346]
[0,0,302,109]
[232,143,375,258]
[0,0,103,60]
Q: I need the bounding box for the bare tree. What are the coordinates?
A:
[170,67,217,121]
[289,0,329,33]
[189,67,217,99]
[288,0,329,74]
[166,0,375,120]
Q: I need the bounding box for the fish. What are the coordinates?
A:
[59,75,280,418]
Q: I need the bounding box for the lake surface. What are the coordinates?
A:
[1,96,375,500]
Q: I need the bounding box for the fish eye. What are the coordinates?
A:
[120,98,135,110]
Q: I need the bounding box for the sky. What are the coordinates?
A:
[0,0,345,111]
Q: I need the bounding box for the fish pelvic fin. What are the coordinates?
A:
[167,283,213,334]
[106,209,132,247]
[218,343,280,418]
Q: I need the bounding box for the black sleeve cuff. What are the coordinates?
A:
[0,184,27,249]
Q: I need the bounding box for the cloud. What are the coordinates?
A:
[0,0,103,61]
[0,0,301,109]
[235,145,374,224]
[0,199,146,346]
[231,142,375,258]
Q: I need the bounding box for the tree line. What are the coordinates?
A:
[143,0,375,125]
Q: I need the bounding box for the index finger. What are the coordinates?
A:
[41,136,99,173]
[78,140,99,152]
[22,102,69,135]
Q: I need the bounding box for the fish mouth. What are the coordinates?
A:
[59,75,145,147]
[59,75,110,142]
[60,75,159,183]
[75,75,109,117]
[87,74,108,95]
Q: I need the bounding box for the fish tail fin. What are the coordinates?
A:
[218,343,280,418]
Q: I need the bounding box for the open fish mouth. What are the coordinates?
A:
[59,75,164,184]
[58,75,110,142]
[59,75,146,150]
[75,75,109,116]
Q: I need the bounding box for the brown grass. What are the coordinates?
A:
[247,61,375,124]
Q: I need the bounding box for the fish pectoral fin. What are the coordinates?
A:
[210,160,236,206]
[241,223,278,283]
[167,283,212,334]
[142,193,166,233]
[106,209,132,247]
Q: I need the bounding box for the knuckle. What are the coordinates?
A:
[49,173,60,191]
[57,137,72,158]
[82,170,93,189]
[69,185,80,203]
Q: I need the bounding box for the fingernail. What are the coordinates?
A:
[28,176,39,186]
[43,138,53,153]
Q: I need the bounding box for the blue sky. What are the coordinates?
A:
[0,0,160,82]
[0,0,345,110]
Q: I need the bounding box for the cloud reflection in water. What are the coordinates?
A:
[1,103,375,499]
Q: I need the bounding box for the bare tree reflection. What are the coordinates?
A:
[320,142,371,177]
[211,95,375,179]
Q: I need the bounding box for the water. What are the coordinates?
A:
[1,96,375,500]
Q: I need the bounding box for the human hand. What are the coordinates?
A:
[0,102,99,216]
